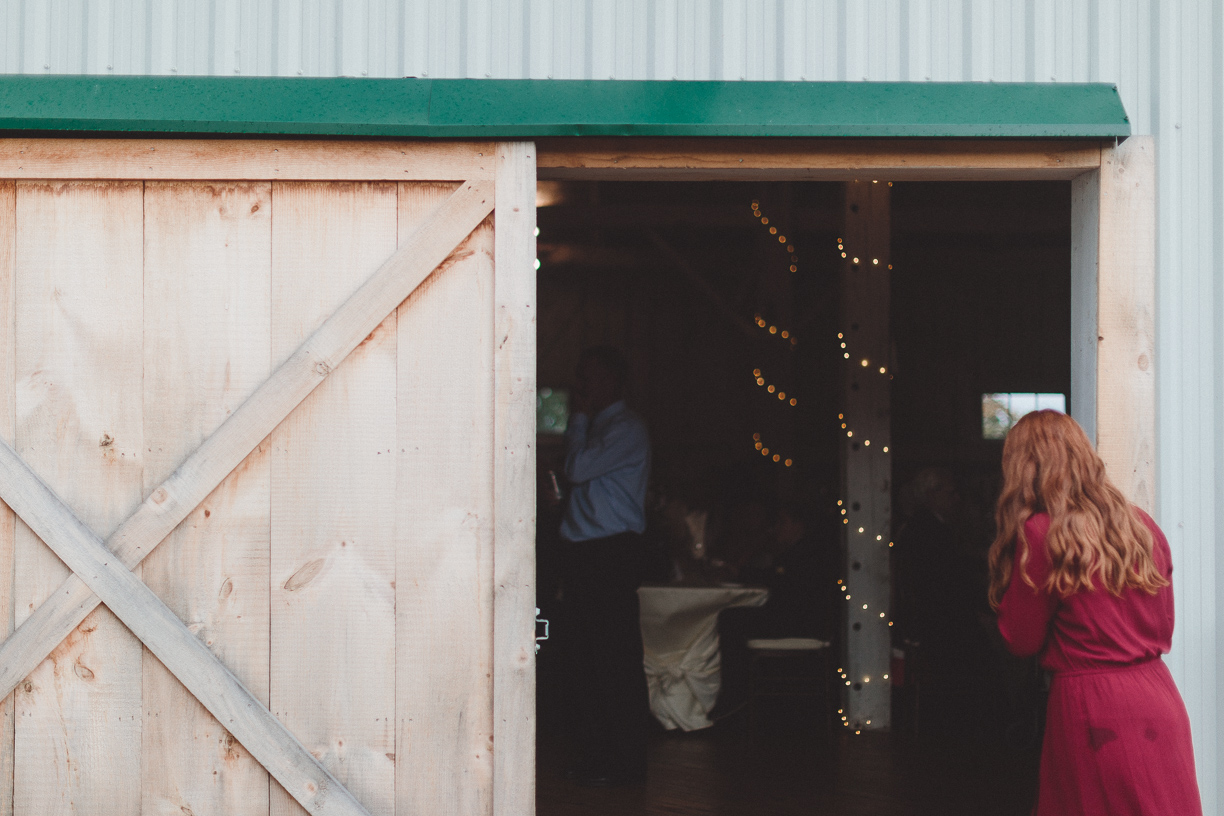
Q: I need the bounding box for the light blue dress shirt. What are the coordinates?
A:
[560,400,651,542]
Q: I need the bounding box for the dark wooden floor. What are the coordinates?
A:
[538,718,1040,816]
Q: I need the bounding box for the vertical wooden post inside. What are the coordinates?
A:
[841,180,892,731]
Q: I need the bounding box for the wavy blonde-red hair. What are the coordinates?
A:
[987,410,1167,609]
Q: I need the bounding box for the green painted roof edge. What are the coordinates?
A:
[0,76,1131,139]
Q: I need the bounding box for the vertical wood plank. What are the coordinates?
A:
[395,183,496,816]
[12,180,144,816]
[141,182,273,816]
[840,179,892,731]
[1070,156,1101,443]
[0,180,15,816]
[492,142,537,816]
[1095,136,1156,512]
[270,182,398,816]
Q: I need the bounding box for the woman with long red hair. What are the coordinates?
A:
[989,410,1201,815]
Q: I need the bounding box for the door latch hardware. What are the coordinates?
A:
[535,607,549,653]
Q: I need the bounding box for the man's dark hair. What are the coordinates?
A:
[579,346,629,391]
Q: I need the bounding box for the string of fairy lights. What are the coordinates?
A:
[749,199,800,467]
[750,183,900,733]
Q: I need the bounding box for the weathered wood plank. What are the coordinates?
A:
[0,440,371,816]
[1070,154,1102,443]
[491,141,538,816]
[395,182,496,816]
[270,182,398,816]
[0,179,494,710]
[537,138,1103,181]
[0,139,496,181]
[1095,136,1156,512]
[12,180,145,816]
[0,180,15,816]
[142,181,273,816]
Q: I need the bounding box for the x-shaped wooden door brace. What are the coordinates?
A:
[0,180,495,816]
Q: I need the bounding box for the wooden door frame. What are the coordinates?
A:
[0,135,1152,816]
[536,135,1157,513]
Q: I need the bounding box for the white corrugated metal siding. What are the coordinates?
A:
[1,0,1220,808]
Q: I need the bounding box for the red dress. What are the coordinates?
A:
[997,511,1202,816]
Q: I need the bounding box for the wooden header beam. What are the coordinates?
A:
[538,138,1103,181]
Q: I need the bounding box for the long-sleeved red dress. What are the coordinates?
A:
[997,511,1202,816]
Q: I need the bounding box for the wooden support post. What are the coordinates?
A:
[492,140,538,816]
[1070,138,1156,511]
[840,180,892,731]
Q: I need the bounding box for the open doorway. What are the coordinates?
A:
[533,178,1070,816]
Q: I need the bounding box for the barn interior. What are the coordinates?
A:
[533,178,1071,815]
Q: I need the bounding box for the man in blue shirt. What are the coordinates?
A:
[560,347,651,787]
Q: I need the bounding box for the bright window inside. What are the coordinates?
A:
[537,387,569,435]
[982,392,1066,439]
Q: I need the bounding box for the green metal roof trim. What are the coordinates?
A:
[0,76,1130,138]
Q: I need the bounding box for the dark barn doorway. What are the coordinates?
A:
[533,179,1070,816]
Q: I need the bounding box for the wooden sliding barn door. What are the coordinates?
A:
[0,141,536,816]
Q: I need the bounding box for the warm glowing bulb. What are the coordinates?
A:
[857,527,864,533]
[780,330,789,338]
[778,235,786,243]
[847,430,853,437]
[769,226,777,234]
[852,257,860,264]
[767,385,776,393]
[860,359,869,367]
[753,368,761,377]
[787,245,794,252]
[772,454,780,462]
[879,367,886,374]
[784,459,792,467]
[876,535,882,541]
[841,252,847,258]
[837,500,843,506]
[872,258,879,265]
[882,446,889,453]
[761,217,769,224]
[757,377,765,386]
[755,442,763,450]
[879,612,886,618]
[864,439,870,446]
[888,541,894,547]
[761,448,770,456]
[841,342,846,348]
[789,265,797,272]
[789,398,797,405]
[844,352,850,359]
[753,432,761,441]
[769,325,777,334]
[838,413,844,418]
